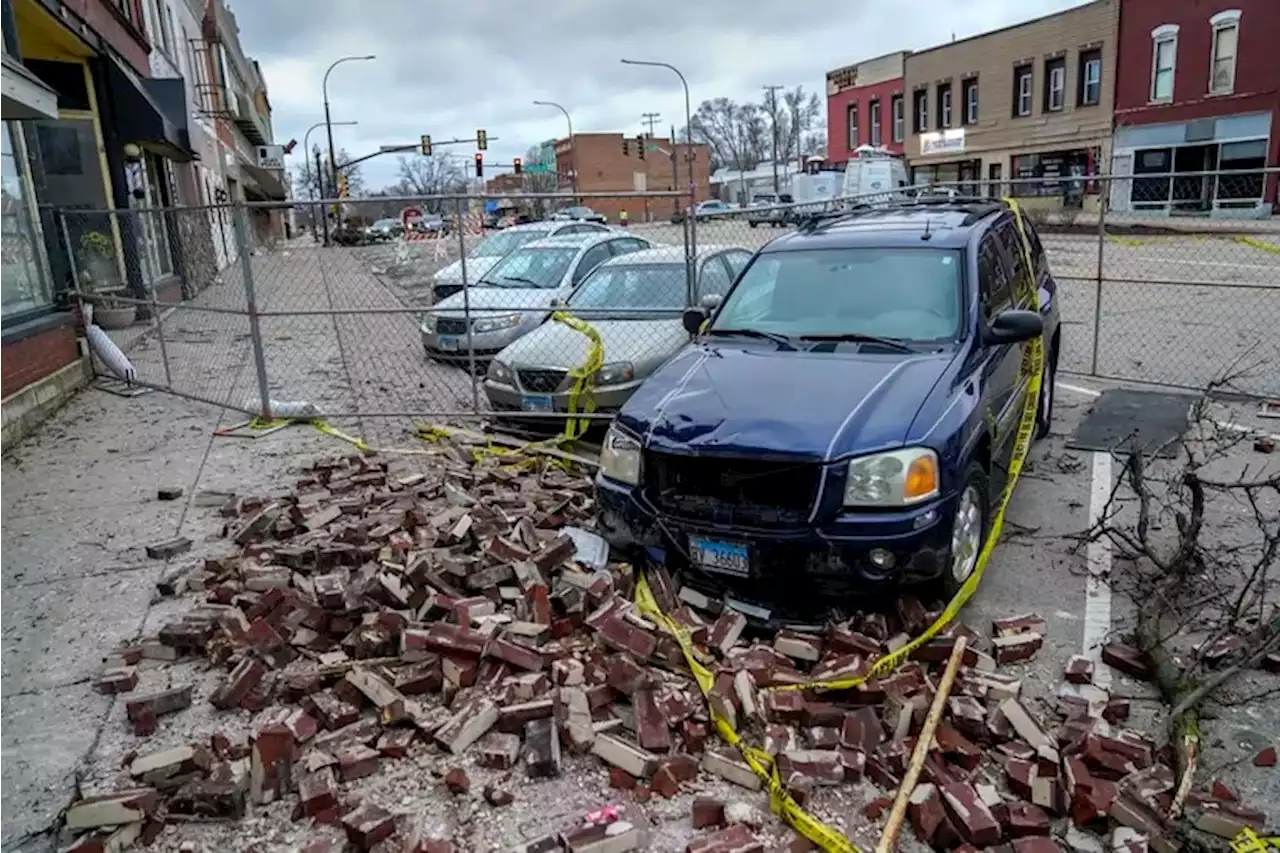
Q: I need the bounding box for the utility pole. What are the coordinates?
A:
[669,124,679,219]
[763,85,784,196]
[641,112,661,138]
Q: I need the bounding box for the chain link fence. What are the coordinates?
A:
[67,176,1279,438]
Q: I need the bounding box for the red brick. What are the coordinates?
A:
[940,782,1002,847]
[1254,746,1276,767]
[685,823,764,853]
[341,802,396,850]
[692,796,726,828]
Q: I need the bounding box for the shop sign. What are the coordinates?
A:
[920,128,966,156]
[256,145,285,169]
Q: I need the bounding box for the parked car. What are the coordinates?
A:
[593,198,1060,624]
[431,220,613,302]
[671,200,737,224]
[418,214,446,234]
[485,245,754,416]
[366,218,404,242]
[746,194,794,228]
[421,232,655,361]
[552,205,608,224]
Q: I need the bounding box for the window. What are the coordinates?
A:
[1078,49,1102,106]
[483,246,579,287]
[937,83,952,129]
[711,248,963,342]
[724,251,752,277]
[1209,11,1240,94]
[149,0,171,54]
[1010,149,1096,198]
[575,243,613,283]
[1044,57,1066,112]
[891,95,904,143]
[846,104,859,149]
[962,79,979,125]
[697,258,734,301]
[570,264,688,311]
[913,90,928,134]
[977,238,1012,320]
[1150,25,1178,101]
[2,123,54,319]
[609,237,649,254]
[995,221,1032,299]
[1013,64,1033,116]
[137,153,174,283]
[1216,138,1266,203]
[870,99,882,146]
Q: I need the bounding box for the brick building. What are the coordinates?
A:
[903,0,1119,211]
[553,132,710,222]
[1110,0,1279,215]
[825,51,908,164]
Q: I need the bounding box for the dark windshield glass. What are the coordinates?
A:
[712,248,962,341]
[484,247,580,288]
[473,229,551,257]
[569,264,687,310]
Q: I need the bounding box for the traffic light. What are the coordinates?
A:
[513,157,522,175]
[636,135,645,160]
[622,138,630,157]
[420,134,432,156]
[474,152,484,178]
[476,129,488,151]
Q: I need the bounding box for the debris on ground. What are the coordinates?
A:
[66,448,1275,852]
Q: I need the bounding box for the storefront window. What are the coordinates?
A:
[133,152,174,283]
[2,121,54,319]
[1010,149,1094,199]
[1216,139,1266,204]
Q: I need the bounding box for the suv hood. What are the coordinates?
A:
[434,287,556,317]
[617,343,954,460]
[433,255,502,284]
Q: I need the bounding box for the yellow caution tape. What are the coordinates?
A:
[1234,235,1280,255]
[632,197,1046,852]
[1231,828,1280,852]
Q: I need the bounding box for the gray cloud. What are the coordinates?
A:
[235,0,1093,188]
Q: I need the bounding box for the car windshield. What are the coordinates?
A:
[482,247,580,288]
[569,264,687,311]
[560,207,592,217]
[711,248,962,342]
[473,228,551,257]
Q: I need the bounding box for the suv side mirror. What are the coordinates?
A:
[985,309,1043,345]
[682,307,709,335]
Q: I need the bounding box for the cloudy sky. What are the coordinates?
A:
[236,0,1092,190]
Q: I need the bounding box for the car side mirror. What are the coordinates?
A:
[700,293,722,310]
[682,307,709,335]
[985,309,1043,345]
[549,297,565,309]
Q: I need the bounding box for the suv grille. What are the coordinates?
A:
[518,368,567,393]
[644,452,820,526]
[435,317,469,336]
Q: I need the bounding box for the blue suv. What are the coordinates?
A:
[594,199,1060,624]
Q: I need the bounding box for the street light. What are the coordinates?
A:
[533,100,577,198]
[303,120,356,240]
[322,54,375,242]
[621,58,696,294]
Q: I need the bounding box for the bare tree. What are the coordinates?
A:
[392,155,466,201]
[687,97,767,174]
[521,144,558,194]
[290,145,365,199]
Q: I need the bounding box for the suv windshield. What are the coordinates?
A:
[473,228,551,257]
[570,264,686,311]
[712,248,962,342]
[482,247,580,288]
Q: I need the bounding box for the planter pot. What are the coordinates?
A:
[95,305,138,330]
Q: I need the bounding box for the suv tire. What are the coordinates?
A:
[1034,336,1059,440]
[939,460,989,601]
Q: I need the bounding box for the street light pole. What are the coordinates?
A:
[621,58,696,298]
[533,100,577,199]
[303,120,357,241]
[763,85,783,196]
[322,54,375,243]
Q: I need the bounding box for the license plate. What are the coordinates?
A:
[689,536,750,577]
[437,335,459,351]
[521,394,553,413]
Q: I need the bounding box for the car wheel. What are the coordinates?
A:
[1034,336,1059,440]
[941,461,988,601]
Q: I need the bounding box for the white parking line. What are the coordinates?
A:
[1083,451,1114,689]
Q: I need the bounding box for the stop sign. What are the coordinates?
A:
[401,205,423,230]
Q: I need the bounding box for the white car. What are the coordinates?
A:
[431,220,611,303]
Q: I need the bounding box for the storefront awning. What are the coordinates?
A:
[103,56,196,162]
[242,163,288,201]
[1,52,59,120]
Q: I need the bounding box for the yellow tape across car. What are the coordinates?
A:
[632,198,1046,853]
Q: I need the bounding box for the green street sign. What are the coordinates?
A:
[525,163,550,174]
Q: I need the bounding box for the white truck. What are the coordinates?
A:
[787,147,909,221]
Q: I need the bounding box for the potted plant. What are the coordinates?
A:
[78,231,136,329]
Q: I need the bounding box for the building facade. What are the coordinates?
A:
[903,0,1119,211]
[825,51,908,164]
[1110,0,1279,216]
[553,132,711,222]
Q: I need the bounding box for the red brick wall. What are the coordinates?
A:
[827,77,907,162]
[2,322,80,399]
[61,0,150,74]
[555,134,711,221]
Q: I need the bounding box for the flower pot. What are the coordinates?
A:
[95,304,138,330]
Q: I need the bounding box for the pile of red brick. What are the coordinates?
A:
[70,452,1273,853]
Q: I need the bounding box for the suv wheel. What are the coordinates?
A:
[941,461,988,600]
[1034,337,1059,440]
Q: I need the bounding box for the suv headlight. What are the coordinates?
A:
[474,313,521,334]
[488,359,513,385]
[421,313,437,333]
[600,425,642,485]
[595,362,635,385]
[843,447,939,507]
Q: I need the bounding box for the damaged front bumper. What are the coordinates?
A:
[595,474,956,625]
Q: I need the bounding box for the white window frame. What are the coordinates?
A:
[1081,55,1102,105]
[1209,10,1241,95]
[941,86,952,128]
[965,80,979,124]
[1150,24,1179,102]
[870,99,881,145]
[1016,68,1033,116]
[1048,63,1066,111]
[916,91,927,134]
[891,95,904,143]
[847,104,858,149]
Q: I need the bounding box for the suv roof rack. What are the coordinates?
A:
[796,195,1009,232]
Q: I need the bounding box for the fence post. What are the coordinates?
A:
[1090,181,1107,376]
[455,196,481,414]
[233,203,273,420]
[146,209,174,387]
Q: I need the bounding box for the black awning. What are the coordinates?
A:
[103,57,196,162]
